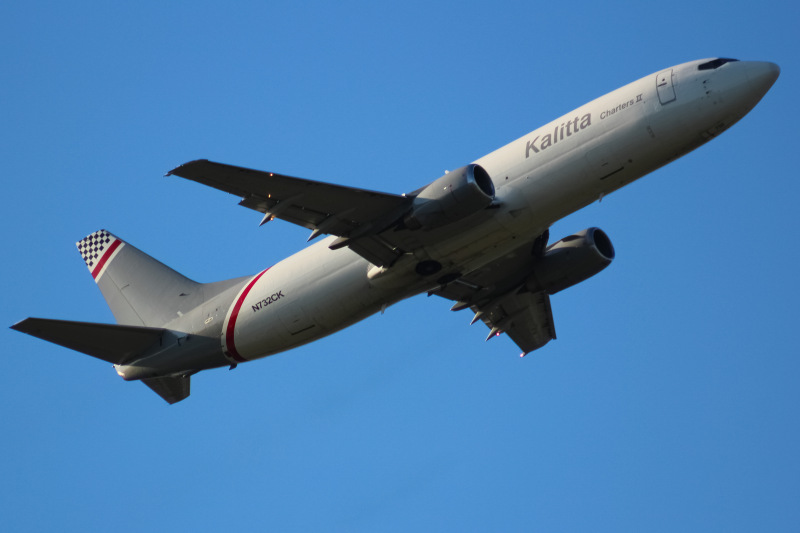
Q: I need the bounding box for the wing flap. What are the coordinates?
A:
[11,318,165,364]
[344,235,404,267]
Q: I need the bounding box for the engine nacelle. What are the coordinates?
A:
[403,164,495,230]
[525,228,615,295]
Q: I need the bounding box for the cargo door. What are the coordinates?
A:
[656,69,676,104]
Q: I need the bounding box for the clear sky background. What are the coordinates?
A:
[2,1,797,531]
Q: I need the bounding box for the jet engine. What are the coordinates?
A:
[403,164,495,230]
[526,228,615,295]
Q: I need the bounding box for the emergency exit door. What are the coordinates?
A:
[656,69,676,104]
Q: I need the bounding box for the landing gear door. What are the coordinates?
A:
[656,69,676,104]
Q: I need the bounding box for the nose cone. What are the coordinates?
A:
[722,61,780,118]
[746,61,780,96]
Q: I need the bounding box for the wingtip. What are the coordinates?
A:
[165,159,209,177]
[9,318,30,331]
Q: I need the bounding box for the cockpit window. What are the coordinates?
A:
[697,58,739,71]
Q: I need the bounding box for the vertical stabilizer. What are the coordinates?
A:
[77,230,204,327]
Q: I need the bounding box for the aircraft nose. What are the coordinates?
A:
[721,60,780,115]
[746,61,780,95]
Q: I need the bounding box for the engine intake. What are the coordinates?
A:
[404,164,495,230]
[526,228,615,295]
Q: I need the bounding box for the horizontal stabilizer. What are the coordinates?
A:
[143,375,190,404]
[11,318,165,365]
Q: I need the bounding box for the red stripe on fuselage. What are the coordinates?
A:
[91,239,122,279]
[225,268,270,363]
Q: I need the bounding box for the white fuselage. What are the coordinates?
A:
[219,59,778,364]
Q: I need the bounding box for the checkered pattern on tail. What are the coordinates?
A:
[76,229,119,271]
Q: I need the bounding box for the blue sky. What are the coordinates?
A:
[2,1,798,531]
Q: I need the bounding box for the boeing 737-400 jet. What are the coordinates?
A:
[12,58,779,404]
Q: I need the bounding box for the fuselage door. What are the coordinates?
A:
[279,300,315,335]
[656,69,676,104]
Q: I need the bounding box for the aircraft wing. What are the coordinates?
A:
[431,239,557,355]
[470,290,556,355]
[167,160,413,265]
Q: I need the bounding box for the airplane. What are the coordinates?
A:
[11,58,779,404]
